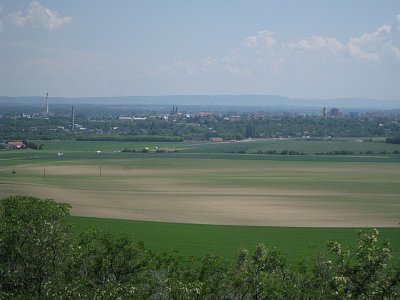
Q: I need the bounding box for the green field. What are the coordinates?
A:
[31,138,400,155]
[33,140,188,152]
[1,138,400,261]
[187,138,400,154]
[70,216,400,264]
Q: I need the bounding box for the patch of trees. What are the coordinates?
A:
[279,150,305,155]
[1,195,399,299]
[210,116,399,139]
[22,140,44,150]
[253,150,306,155]
[122,148,179,153]
[0,117,72,141]
[316,150,354,155]
[230,149,400,156]
[386,136,400,144]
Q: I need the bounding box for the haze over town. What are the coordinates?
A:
[1,0,400,102]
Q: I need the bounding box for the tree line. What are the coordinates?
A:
[1,195,399,299]
[386,135,400,144]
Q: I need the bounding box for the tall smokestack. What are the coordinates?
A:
[71,105,75,132]
[46,93,49,114]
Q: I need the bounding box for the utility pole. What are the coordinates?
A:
[43,168,46,181]
[99,165,102,177]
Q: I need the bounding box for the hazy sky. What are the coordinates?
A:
[1,1,399,100]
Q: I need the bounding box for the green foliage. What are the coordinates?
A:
[154,253,231,299]
[22,140,42,150]
[0,195,71,299]
[245,122,258,138]
[0,116,73,140]
[52,229,155,299]
[386,135,400,144]
[1,196,399,299]
[311,229,400,299]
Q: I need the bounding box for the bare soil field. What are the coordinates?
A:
[1,158,399,227]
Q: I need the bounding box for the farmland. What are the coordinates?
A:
[33,138,400,154]
[1,138,400,260]
[1,154,400,227]
[70,216,400,263]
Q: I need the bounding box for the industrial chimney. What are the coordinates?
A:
[46,93,49,114]
[71,105,75,132]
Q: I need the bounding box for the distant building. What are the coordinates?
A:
[198,112,211,117]
[321,107,328,118]
[22,113,32,118]
[329,108,340,117]
[208,137,223,142]
[118,116,133,120]
[349,112,359,118]
[7,141,26,149]
[186,123,201,127]
[171,105,179,115]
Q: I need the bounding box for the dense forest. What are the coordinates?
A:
[1,196,399,299]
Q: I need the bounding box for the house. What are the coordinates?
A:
[198,112,211,117]
[118,116,133,120]
[7,141,26,149]
[208,137,223,142]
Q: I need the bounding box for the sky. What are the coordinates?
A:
[1,0,400,100]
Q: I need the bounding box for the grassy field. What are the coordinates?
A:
[70,216,400,264]
[31,138,400,155]
[33,140,188,152]
[185,138,400,154]
[1,139,399,261]
[1,153,399,227]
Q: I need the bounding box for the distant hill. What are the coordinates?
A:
[1,95,399,110]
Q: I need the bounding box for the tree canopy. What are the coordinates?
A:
[1,195,399,299]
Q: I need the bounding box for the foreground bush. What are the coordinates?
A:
[0,196,71,299]
[1,195,399,299]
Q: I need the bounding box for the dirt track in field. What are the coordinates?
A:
[1,162,400,227]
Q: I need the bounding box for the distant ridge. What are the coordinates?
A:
[1,95,399,109]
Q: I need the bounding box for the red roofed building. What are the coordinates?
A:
[198,112,211,117]
[208,137,223,142]
[7,141,26,149]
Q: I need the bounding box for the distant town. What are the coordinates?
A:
[1,95,400,148]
